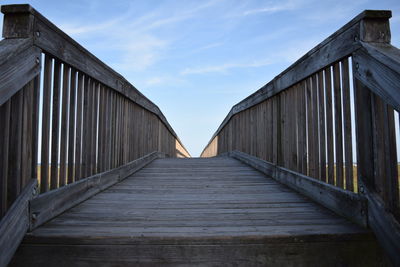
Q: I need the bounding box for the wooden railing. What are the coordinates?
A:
[201,10,400,265]
[0,4,190,265]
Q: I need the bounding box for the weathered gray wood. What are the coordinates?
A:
[29,151,165,230]
[325,67,335,185]
[0,100,11,217]
[0,5,189,149]
[11,236,383,267]
[0,45,41,106]
[59,65,70,187]
[229,151,368,227]
[39,54,52,193]
[8,89,23,205]
[50,60,61,190]
[67,69,77,184]
[341,58,354,191]
[361,182,400,266]
[317,71,326,182]
[74,73,83,180]
[353,42,400,111]
[333,62,344,188]
[0,179,37,267]
[202,10,392,154]
[13,157,383,266]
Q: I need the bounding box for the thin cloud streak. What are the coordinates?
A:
[242,0,303,16]
[181,59,273,75]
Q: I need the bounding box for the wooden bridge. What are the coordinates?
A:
[0,5,399,266]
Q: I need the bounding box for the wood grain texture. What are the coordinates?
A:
[0,179,37,267]
[12,157,384,266]
[229,151,368,227]
[1,5,189,152]
[29,151,164,230]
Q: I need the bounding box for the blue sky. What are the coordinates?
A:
[1,0,400,156]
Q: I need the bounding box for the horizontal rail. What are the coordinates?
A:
[229,151,368,227]
[201,10,400,265]
[0,4,188,151]
[202,10,391,151]
[0,4,190,221]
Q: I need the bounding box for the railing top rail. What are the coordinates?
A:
[1,4,189,154]
[201,9,393,155]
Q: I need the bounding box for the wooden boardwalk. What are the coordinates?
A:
[11,157,383,266]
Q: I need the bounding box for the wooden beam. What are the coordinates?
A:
[361,181,400,266]
[202,10,392,152]
[353,42,400,111]
[0,4,185,147]
[229,151,368,227]
[29,151,167,230]
[0,44,41,105]
[0,179,37,267]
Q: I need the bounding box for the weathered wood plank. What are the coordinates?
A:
[67,69,77,184]
[29,151,165,230]
[50,59,61,190]
[229,151,368,227]
[0,45,41,106]
[333,62,344,188]
[0,179,37,267]
[1,4,184,145]
[353,43,400,111]
[8,89,23,205]
[325,67,335,185]
[318,71,326,182]
[74,73,83,180]
[59,64,70,187]
[40,55,52,193]
[201,11,392,152]
[341,58,354,191]
[0,100,11,217]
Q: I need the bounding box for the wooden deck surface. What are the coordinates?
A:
[12,157,384,266]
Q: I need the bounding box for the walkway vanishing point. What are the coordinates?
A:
[1,5,400,267]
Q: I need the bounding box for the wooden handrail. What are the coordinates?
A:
[202,10,392,152]
[201,10,400,265]
[0,4,189,152]
[0,4,190,217]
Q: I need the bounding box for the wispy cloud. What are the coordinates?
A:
[57,0,220,71]
[143,75,187,87]
[181,59,272,75]
[242,0,301,16]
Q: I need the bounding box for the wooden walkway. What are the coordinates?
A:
[12,157,383,266]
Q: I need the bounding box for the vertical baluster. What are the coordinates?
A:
[8,89,23,205]
[67,70,77,183]
[0,100,11,216]
[341,58,354,191]
[40,55,52,192]
[325,67,335,185]
[86,79,93,177]
[59,65,70,187]
[50,60,61,190]
[318,71,326,182]
[91,82,99,174]
[333,62,344,188]
[82,76,89,178]
[31,75,41,183]
[75,73,83,180]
